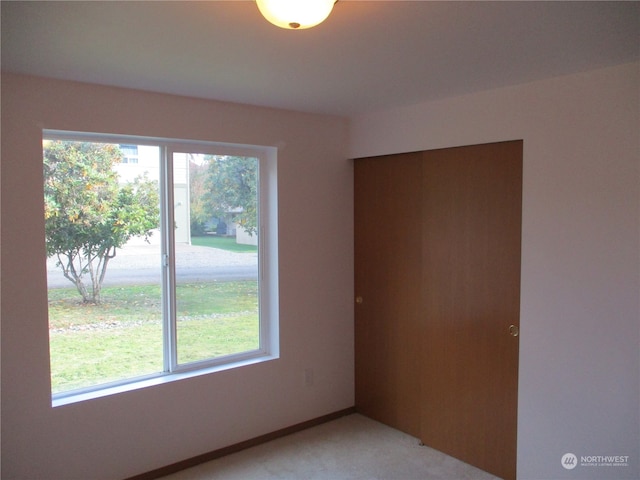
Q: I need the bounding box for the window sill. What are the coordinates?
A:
[52,353,279,408]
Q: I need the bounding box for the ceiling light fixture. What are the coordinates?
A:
[256,0,336,30]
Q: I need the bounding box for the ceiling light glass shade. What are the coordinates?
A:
[256,0,335,29]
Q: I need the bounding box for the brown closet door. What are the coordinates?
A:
[354,152,423,437]
[420,141,522,480]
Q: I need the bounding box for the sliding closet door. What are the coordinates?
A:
[420,141,522,480]
[354,152,423,437]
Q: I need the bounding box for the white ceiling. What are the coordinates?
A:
[2,1,638,117]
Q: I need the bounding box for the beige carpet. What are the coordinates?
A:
[160,413,501,480]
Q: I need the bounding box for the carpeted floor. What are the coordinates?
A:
[160,413,501,480]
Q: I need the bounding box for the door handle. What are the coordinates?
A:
[509,324,519,337]
[355,296,363,304]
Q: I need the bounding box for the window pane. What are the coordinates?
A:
[44,133,276,402]
[174,154,260,365]
[45,140,163,394]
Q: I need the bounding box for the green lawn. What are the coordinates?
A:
[191,234,257,253]
[48,281,258,394]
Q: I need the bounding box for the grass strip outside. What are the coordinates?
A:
[190,235,257,253]
[49,281,258,394]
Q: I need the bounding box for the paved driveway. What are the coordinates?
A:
[46,243,258,288]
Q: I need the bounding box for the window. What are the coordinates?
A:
[43,131,278,404]
[119,144,139,163]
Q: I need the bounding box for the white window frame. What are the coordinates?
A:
[44,130,279,407]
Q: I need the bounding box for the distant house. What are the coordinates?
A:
[114,145,190,245]
[115,146,256,246]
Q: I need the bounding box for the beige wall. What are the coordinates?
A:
[349,62,640,480]
[0,73,354,479]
